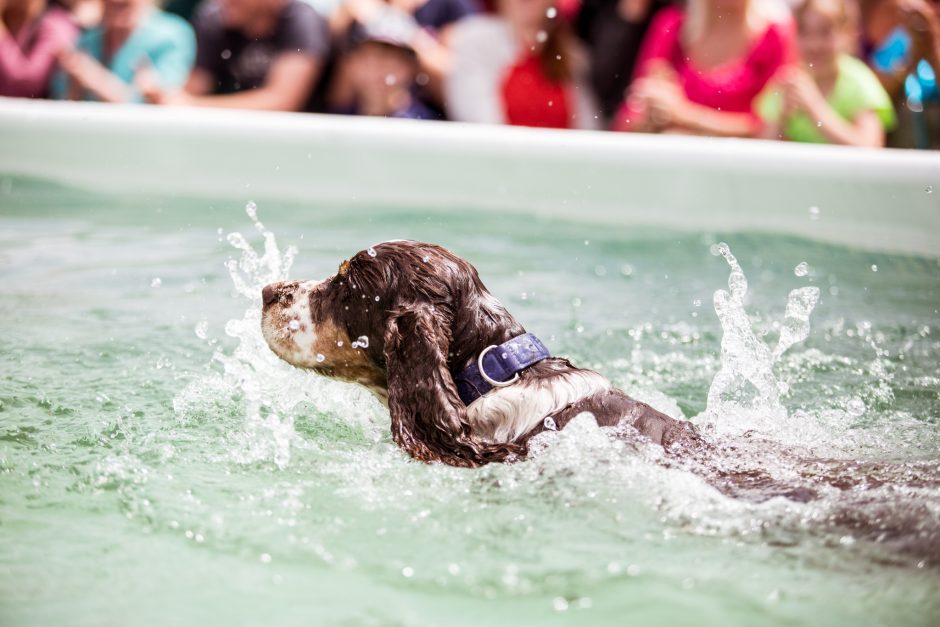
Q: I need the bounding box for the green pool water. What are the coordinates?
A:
[1,176,939,627]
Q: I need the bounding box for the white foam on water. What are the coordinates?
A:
[169,219,939,568]
[697,243,819,439]
[173,202,386,469]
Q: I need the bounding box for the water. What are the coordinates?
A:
[2,176,940,626]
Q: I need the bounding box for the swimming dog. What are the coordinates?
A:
[260,240,700,468]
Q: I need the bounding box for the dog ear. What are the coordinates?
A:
[383,303,524,467]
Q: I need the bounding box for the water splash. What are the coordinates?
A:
[174,202,385,469]
[698,243,819,436]
[223,201,295,301]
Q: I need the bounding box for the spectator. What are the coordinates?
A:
[144,0,330,112]
[575,0,670,124]
[615,0,795,136]
[50,0,194,102]
[860,0,940,147]
[335,19,438,118]
[329,0,478,109]
[1,0,77,97]
[445,0,599,129]
[758,0,895,146]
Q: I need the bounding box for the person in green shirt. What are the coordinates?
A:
[758,0,896,147]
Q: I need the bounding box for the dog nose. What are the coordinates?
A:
[262,284,278,306]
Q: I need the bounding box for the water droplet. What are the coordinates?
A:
[552,597,569,612]
[352,335,369,349]
[926,185,934,194]
[384,74,397,86]
[544,417,557,431]
[151,277,162,288]
[794,262,810,277]
[246,201,258,221]
[571,297,582,308]
[535,30,548,43]
[374,296,380,302]
[402,566,414,578]
[838,535,856,546]
[194,320,209,339]
[367,247,377,257]
[448,563,461,575]
[316,353,325,363]
[816,120,822,127]
[336,340,344,347]
[692,299,702,307]
[846,398,866,416]
[260,553,272,563]
[620,264,634,277]
[808,205,820,220]
[422,255,430,263]
[288,320,300,331]
[546,6,557,18]
[870,264,878,272]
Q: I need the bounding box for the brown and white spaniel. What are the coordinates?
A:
[260,240,699,467]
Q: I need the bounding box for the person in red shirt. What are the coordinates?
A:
[445,0,600,128]
[615,0,796,136]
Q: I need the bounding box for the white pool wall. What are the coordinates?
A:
[1,98,938,257]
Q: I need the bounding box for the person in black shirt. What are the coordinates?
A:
[141,0,330,112]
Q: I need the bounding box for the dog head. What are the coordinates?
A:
[260,240,527,466]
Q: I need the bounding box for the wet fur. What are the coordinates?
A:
[261,240,697,467]
[260,241,940,565]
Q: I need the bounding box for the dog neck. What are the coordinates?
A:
[464,360,611,444]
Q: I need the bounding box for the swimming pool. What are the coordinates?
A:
[1,100,939,626]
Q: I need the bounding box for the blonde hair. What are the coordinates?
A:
[794,0,860,54]
[794,0,859,29]
[682,0,792,46]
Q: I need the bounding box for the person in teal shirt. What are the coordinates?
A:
[758,0,896,147]
[52,0,194,103]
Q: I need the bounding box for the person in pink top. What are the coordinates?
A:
[0,0,78,98]
[614,0,796,136]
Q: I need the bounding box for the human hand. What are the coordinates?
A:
[135,59,191,105]
[898,0,940,62]
[56,48,104,91]
[779,68,826,117]
[632,62,687,129]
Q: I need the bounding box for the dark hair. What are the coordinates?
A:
[540,20,573,83]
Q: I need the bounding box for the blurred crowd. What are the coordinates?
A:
[2,0,939,148]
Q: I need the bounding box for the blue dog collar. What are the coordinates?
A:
[454,333,550,406]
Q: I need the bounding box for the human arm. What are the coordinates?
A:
[145,53,322,111]
[0,15,76,97]
[782,69,886,147]
[56,48,136,102]
[626,61,762,137]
